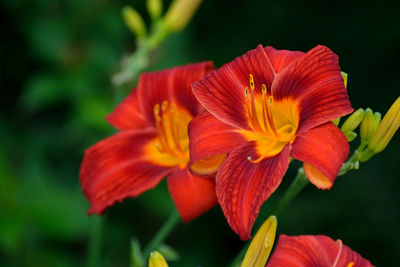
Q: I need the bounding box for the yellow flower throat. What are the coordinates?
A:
[146,100,192,169]
[240,74,300,162]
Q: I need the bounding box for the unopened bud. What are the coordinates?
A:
[241,216,277,267]
[341,108,364,134]
[332,117,341,126]
[122,6,147,38]
[345,131,357,142]
[341,71,348,88]
[368,96,400,153]
[360,108,374,144]
[164,0,203,32]
[147,0,162,20]
[149,251,168,267]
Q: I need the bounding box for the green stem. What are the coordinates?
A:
[271,167,309,216]
[86,216,103,267]
[143,209,181,258]
[229,167,309,267]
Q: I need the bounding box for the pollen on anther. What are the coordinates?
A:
[262,84,267,94]
[244,86,249,96]
[249,74,255,89]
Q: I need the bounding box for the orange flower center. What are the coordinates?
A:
[147,101,192,169]
[239,74,299,162]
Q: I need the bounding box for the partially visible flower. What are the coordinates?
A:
[80,62,219,222]
[241,216,277,267]
[149,251,168,267]
[267,235,374,267]
[189,45,352,239]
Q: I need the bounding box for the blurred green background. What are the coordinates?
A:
[1,0,399,266]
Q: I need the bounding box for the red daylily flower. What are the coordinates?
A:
[80,62,221,222]
[189,45,353,239]
[267,235,374,267]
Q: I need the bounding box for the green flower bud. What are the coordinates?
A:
[368,97,400,153]
[164,0,203,32]
[147,0,162,20]
[341,71,348,88]
[345,131,357,142]
[122,6,147,38]
[332,117,340,126]
[341,108,364,134]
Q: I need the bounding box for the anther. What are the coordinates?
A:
[249,74,255,90]
[262,84,267,94]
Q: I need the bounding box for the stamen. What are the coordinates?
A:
[249,74,255,89]
[248,74,263,132]
[264,95,277,135]
[152,101,189,160]
[155,143,165,153]
[247,155,265,164]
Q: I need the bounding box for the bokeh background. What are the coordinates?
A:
[1,0,399,266]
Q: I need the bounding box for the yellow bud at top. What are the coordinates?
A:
[341,71,348,88]
[147,0,162,20]
[122,6,147,38]
[164,0,203,32]
[149,251,168,267]
[241,216,277,267]
[368,96,400,153]
[341,108,364,134]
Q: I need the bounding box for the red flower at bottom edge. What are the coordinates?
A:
[267,235,374,267]
[79,61,222,222]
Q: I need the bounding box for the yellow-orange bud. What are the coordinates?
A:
[164,0,203,32]
[149,251,168,267]
[122,6,147,38]
[241,216,277,267]
[368,96,400,153]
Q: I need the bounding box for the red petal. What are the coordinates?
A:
[267,235,374,267]
[106,89,150,131]
[138,61,214,123]
[271,45,353,133]
[291,123,349,189]
[80,130,173,214]
[335,240,375,267]
[216,142,290,240]
[188,112,246,176]
[192,45,303,130]
[264,46,304,73]
[167,169,218,222]
[266,235,339,266]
